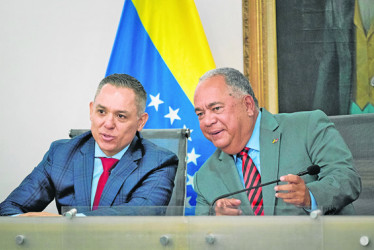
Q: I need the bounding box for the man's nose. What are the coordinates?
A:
[202,112,216,127]
[104,114,115,128]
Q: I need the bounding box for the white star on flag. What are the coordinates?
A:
[186,173,194,188]
[185,196,192,208]
[187,147,201,166]
[148,93,164,111]
[164,106,181,125]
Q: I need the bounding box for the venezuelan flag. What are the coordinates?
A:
[106,0,216,214]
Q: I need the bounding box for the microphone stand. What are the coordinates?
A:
[208,165,321,215]
[209,179,279,215]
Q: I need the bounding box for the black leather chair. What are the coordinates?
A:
[329,113,374,215]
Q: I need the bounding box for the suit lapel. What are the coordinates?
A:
[260,109,281,215]
[216,151,253,215]
[98,134,142,207]
[74,136,95,210]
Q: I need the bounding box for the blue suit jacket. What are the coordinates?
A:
[0,131,178,216]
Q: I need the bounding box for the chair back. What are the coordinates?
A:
[329,113,374,215]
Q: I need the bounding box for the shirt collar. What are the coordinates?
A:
[94,142,129,160]
[246,110,261,152]
[233,110,261,160]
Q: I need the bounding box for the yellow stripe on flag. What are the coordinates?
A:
[132,0,215,104]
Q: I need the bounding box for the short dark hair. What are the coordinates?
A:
[95,74,147,116]
[199,67,259,107]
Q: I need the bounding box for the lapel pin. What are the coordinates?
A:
[272,138,279,144]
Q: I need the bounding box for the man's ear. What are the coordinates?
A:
[89,102,94,121]
[243,95,256,116]
[137,112,149,131]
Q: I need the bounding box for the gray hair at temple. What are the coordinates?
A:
[199,67,259,108]
[95,73,147,116]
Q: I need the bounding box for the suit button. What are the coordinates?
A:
[360,236,370,246]
[370,76,374,87]
[15,235,25,245]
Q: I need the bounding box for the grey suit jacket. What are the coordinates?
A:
[194,109,361,215]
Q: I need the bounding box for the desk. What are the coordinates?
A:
[0,215,373,249]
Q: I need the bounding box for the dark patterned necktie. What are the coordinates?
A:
[92,157,119,210]
[239,147,264,216]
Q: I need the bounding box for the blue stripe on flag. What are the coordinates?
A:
[106,0,216,215]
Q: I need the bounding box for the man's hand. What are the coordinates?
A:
[18,212,61,217]
[215,198,242,216]
[274,174,311,208]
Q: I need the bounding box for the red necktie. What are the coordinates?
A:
[92,157,119,210]
[239,147,264,216]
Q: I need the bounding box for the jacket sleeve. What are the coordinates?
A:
[193,169,212,215]
[306,110,362,214]
[0,143,57,216]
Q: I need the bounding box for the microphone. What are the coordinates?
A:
[294,164,320,176]
[209,165,321,215]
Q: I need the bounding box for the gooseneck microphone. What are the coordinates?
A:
[209,165,321,215]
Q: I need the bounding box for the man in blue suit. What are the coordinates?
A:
[0,74,178,216]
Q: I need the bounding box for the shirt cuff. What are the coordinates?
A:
[305,190,318,212]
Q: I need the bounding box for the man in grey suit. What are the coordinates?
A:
[0,74,178,216]
[193,67,361,216]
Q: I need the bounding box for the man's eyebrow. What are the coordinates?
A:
[194,107,202,112]
[207,102,223,108]
[194,102,223,112]
[96,104,128,114]
[117,110,129,114]
[96,104,106,109]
